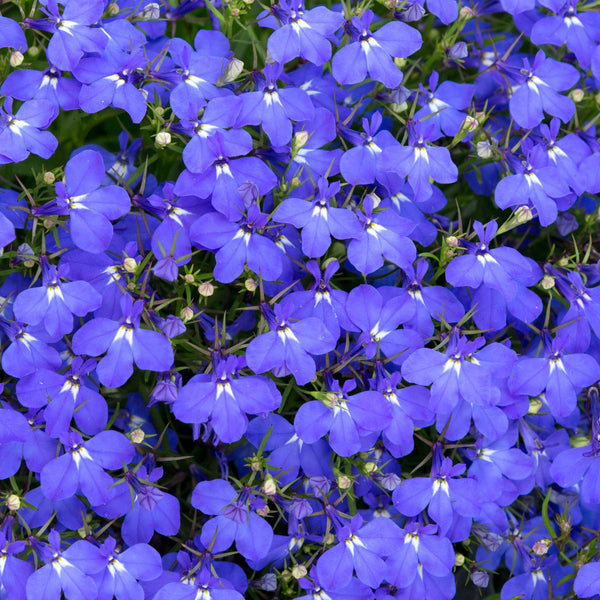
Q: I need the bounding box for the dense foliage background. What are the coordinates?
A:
[2,0,600,599]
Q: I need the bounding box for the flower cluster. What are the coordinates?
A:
[2,1,600,600]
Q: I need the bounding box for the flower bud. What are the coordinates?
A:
[291,565,307,579]
[6,494,20,511]
[155,131,171,147]
[540,275,555,290]
[461,115,479,134]
[139,2,160,20]
[107,3,120,15]
[337,475,352,489]
[528,398,543,414]
[249,457,262,472]
[184,273,195,283]
[571,435,591,448]
[367,191,381,209]
[364,461,378,474]
[532,539,552,556]
[262,477,277,496]
[43,171,56,184]
[570,88,584,103]
[129,429,145,444]
[27,46,40,57]
[155,106,165,116]
[123,257,137,272]
[459,6,475,19]
[447,41,468,60]
[514,205,533,224]
[198,281,215,297]
[292,131,310,156]
[446,235,459,247]
[472,570,489,588]
[244,278,257,292]
[256,505,270,517]
[221,58,244,84]
[476,140,493,159]
[180,307,194,322]
[455,553,465,567]
[10,51,24,68]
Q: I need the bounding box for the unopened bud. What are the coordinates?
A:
[364,462,378,474]
[570,88,585,103]
[10,51,24,67]
[221,58,244,84]
[289,176,302,191]
[292,130,310,155]
[107,3,120,15]
[455,553,465,567]
[262,477,277,496]
[198,281,215,297]
[446,235,459,247]
[155,131,171,147]
[532,539,551,556]
[180,306,194,322]
[139,2,160,20]
[476,140,493,159]
[123,257,137,272]
[472,570,489,588]
[559,520,571,535]
[256,505,270,517]
[127,282,136,291]
[249,457,261,472]
[43,171,56,184]
[540,275,555,290]
[461,115,479,134]
[43,218,54,229]
[528,397,543,414]
[337,475,352,489]
[291,565,307,579]
[460,6,475,18]
[184,273,195,283]
[6,494,20,511]
[129,429,145,444]
[244,278,257,292]
[367,192,381,209]
[447,41,468,60]
[323,532,336,545]
[155,106,165,116]
[27,46,40,57]
[514,205,533,224]
[557,257,569,267]
[571,435,591,448]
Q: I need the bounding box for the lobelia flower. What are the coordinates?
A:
[190,204,283,284]
[0,16,27,51]
[26,529,98,600]
[504,50,579,130]
[74,50,149,124]
[0,407,31,480]
[236,62,314,148]
[339,112,400,185]
[260,0,344,66]
[16,357,108,437]
[71,294,174,388]
[151,217,192,282]
[384,521,456,599]
[13,256,102,340]
[347,195,417,275]
[509,332,600,418]
[294,377,392,457]
[167,30,232,116]
[173,354,281,443]
[278,259,355,340]
[93,464,181,545]
[0,98,58,164]
[445,219,543,330]
[414,71,475,138]
[530,0,600,68]
[64,536,162,600]
[245,301,337,385]
[378,120,458,202]
[32,149,131,253]
[1,64,81,111]
[23,0,106,71]
[315,510,404,590]
[494,139,571,227]
[0,319,62,378]
[40,430,134,505]
[392,444,480,539]
[344,284,422,366]
[332,8,422,88]
[174,131,277,221]
[399,260,465,339]
[191,479,274,561]
[0,532,32,600]
[273,177,362,258]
